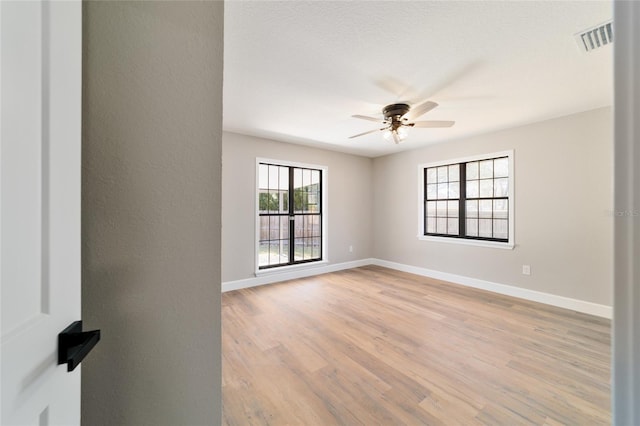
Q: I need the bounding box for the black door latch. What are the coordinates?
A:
[57,321,101,372]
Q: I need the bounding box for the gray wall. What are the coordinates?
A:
[82,2,223,425]
[222,132,373,282]
[373,107,613,305]
[613,1,640,422]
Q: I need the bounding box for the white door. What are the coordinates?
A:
[1,0,82,424]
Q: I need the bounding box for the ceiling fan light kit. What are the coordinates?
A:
[383,127,408,144]
[349,100,455,144]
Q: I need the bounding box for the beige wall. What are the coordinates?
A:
[82,2,223,425]
[373,107,613,305]
[222,132,373,282]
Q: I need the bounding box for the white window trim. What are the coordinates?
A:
[255,157,328,275]
[417,150,515,249]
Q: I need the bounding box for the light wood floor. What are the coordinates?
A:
[222,266,610,425]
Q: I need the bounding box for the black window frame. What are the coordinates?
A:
[423,155,511,243]
[257,162,323,270]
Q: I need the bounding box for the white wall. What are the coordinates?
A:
[222,132,373,282]
[373,107,613,306]
[82,2,223,424]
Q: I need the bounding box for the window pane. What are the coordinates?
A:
[426,168,437,184]
[437,217,447,234]
[294,216,304,237]
[293,169,302,212]
[308,191,319,212]
[436,201,447,217]
[304,189,311,213]
[466,200,478,218]
[466,219,478,236]
[258,192,267,213]
[494,157,508,178]
[269,241,281,264]
[466,180,479,198]
[427,217,436,233]
[303,169,311,188]
[438,166,448,183]
[280,216,289,237]
[258,242,269,266]
[294,238,304,261]
[479,179,493,198]
[258,164,269,190]
[282,192,289,212]
[281,240,289,263]
[294,189,306,213]
[271,192,281,213]
[259,216,269,240]
[275,192,283,213]
[479,160,493,179]
[479,200,493,218]
[493,199,508,219]
[467,162,479,180]
[448,164,460,182]
[494,178,509,197]
[299,215,307,238]
[478,219,492,238]
[437,183,448,199]
[311,170,320,186]
[426,184,437,200]
[448,218,459,235]
[279,166,289,190]
[312,237,321,258]
[447,200,458,218]
[493,219,508,239]
[259,192,270,213]
[268,165,279,190]
[448,182,459,199]
[426,201,436,216]
[269,216,280,240]
[307,216,315,237]
[310,215,320,237]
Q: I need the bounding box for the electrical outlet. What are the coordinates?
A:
[349,245,353,253]
[522,265,531,275]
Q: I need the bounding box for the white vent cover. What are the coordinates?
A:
[575,21,613,53]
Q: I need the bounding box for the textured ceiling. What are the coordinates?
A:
[223,1,613,157]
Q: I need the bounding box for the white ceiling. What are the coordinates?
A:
[223,1,613,157]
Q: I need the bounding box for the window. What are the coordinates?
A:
[257,160,324,269]
[420,151,514,247]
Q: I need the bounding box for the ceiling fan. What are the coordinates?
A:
[349,101,454,144]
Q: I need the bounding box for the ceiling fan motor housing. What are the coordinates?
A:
[383,103,411,131]
[383,103,411,120]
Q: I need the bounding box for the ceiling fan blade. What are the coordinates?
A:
[374,76,417,100]
[352,114,384,123]
[412,120,455,128]
[348,127,386,139]
[408,101,438,120]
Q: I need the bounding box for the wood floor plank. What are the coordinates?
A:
[222,266,611,425]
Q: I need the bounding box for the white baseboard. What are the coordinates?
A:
[222,258,375,292]
[371,259,612,319]
[221,258,612,319]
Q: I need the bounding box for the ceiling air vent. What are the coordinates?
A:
[575,21,613,53]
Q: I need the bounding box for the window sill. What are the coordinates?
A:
[417,235,514,250]
[255,260,329,277]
